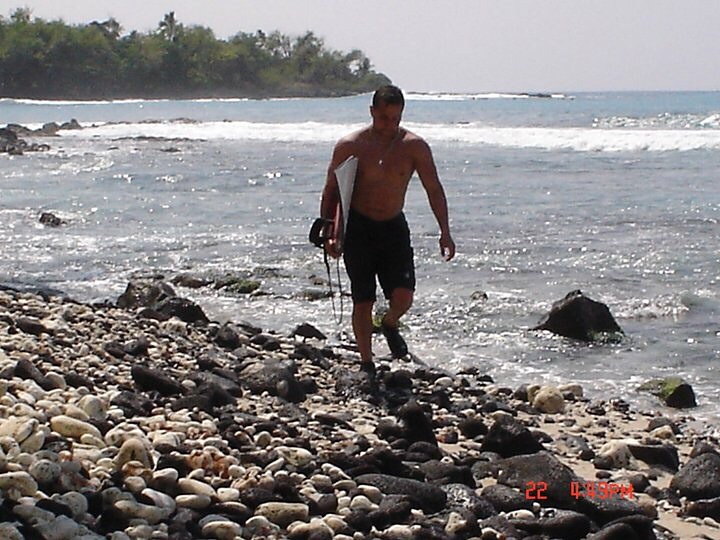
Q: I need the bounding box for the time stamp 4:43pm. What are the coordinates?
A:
[525,481,635,500]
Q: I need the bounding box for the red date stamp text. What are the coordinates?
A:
[525,481,634,500]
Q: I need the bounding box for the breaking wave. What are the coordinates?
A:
[59,119,720,152]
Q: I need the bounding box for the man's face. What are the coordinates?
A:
[370,102,403,137]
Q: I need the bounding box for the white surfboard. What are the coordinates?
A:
[332,155,357,252]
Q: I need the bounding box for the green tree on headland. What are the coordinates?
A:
[0,9,390,99]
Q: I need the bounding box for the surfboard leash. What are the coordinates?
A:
[309,217,345,325]
[323,249,345,326]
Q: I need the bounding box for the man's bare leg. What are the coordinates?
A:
[352,301,375,367]
[382,288,413,358]
[383,288,413,327]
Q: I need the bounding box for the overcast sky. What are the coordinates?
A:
[2,0,719,92]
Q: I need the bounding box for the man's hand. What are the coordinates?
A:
[324,239,342,259]
[440,233,455,261]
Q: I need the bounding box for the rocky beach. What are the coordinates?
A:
[0,281,719,540]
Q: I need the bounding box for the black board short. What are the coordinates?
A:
[343,209,416,302]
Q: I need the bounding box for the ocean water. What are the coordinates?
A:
[1,91,719,425]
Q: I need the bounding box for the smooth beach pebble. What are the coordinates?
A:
[244,516,281,537]
[255,501,310,527]
[532,386,566,414]
[152,467,180,485]
[287,518,334,539]
[176,493,212,509]
[199,515,243,538]
[178,477,217,497]
[322,515,350,533]
[113,499,172,524]
[276,446,314,467]
[380,524,417,539]
[445,511,469,535]
[349,494,376,511]
[141,487,177,512]
[32,515,83,539]
[78,395,106,420]
[53,490,89,517]
[217,487,240,502]
[50,414,102,440]
[0,417,37,443]
[115,437,153,470]
[29,458,62,484]
[0,523,22,540]
[559,383,584,399]
[0,471,38,497]
[356,484,382,503]
[63,403,90,421]
[254,431,273,447]
[123,475,147,493]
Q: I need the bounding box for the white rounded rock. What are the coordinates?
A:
[50,415,102,440]
[176,494,212,509]
[598,440,634,469]
[381,524,417,539]
[256,501,310,527]
[217,487,240,502]
[276,446,314,468]
[200,518,242,539]
[63,404,90,421]
[152,467,179,486]
[123,475,147,493]
[113,499,172,524]
[0,471,38,497]
[115,438,153,470]
[349,494,376,511]
[356,484,382,503]
[254,431,273,447]
[323,514,349,533]
[506,509,535,520]
[532,386,566,414]
[20,428,47,453]
[0,417,37,443]
[288,518,334,539]
[78,395,106,421]
[177,477,216,498]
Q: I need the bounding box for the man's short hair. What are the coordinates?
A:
[373,85,404,108]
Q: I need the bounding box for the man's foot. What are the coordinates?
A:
[381,320,408,358]
[360,360,376,377]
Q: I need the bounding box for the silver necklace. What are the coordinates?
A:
[376,130,401,166]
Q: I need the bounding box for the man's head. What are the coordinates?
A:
[371,85,404,137]
[372,85,405,109]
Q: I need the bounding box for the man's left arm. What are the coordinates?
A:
[415,140,456,261]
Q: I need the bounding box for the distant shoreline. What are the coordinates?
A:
[0,87,371,102]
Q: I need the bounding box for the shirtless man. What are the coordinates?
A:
[320,85,455,373]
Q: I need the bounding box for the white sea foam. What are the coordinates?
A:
[595,112,720,130]
[406,92,570,101]
[1,97,172,106]
[0,96,305,106]
[60,120,362,143]
[59,119,720,152]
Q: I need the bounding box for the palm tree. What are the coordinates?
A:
[91,18,122,40]
[158,11,180,42]
[10,7,32,24]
